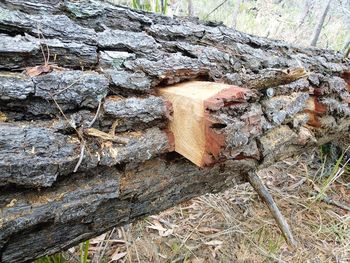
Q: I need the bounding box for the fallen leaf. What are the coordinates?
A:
[197,227,220,233]
[191,258,205,263]
[111,251,127,261]
[25,65,52,77]
[89,233,107,244]
[158,253,167,259]
[204,240,223,246]
[160,228,173,237]
[147,221,167,233]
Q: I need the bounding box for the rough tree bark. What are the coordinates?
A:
[0,0,349,262]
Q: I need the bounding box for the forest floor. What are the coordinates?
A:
[58,149,350,263]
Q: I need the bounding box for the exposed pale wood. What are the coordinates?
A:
[158,81,227,166]
[158,81,250,166]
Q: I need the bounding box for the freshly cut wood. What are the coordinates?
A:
[159,81,254,166]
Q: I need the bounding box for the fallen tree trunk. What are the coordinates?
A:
[0,0,349,262]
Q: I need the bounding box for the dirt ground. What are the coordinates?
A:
[64,150,349,263]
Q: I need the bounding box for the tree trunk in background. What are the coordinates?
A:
[160,0,165,14]
[298,0,313,27]
[343,35,350,57]
[231,0,242,29]
[188,0,194,17]
[0,0,349,262]
[310,0,332,47]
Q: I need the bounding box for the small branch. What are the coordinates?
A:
[247,171,297,247]
[205,0,228,19]
[87,100,102,128]
[311,192,350,211]
[74,141,86,173]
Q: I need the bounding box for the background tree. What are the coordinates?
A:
[310,0,332,47]
[188,0,194,17]
[231,0,242,29]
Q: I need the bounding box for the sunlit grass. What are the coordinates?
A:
[36,240,91,263]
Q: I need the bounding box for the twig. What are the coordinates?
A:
[205,0,229,19]
[36,24,49,66]
[311,192,350,211]
[74,141,85,173]
[95,228,115,263]
[53,77,83,96]
[247,171,297,247]
[52,98,81,136]
[51,97,87,173]
[109,119,119,135]
[87,100,102,128]
[121,227,132,263]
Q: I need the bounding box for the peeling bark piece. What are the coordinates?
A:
[159,81,255,166]
[103,96,169,125]
[97,29,158,53]
[243,68,307,90]
[0,34,97,69]
[33,71,109,109]
[105,70,151,94]
[0,72,34,100]
[0,122,80,187]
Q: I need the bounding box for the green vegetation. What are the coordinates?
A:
[36,240,91,263]
[35,254,67,263]
[131,0,168,13]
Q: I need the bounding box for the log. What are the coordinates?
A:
[0,0,349,262]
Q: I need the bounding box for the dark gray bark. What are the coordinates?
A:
[0,1,349,262]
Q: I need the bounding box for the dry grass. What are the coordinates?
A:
[64,150,349,263]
